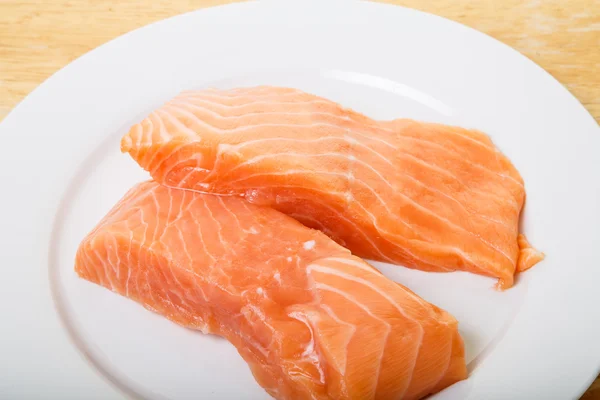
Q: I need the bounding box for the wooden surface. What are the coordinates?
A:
[1,0,599,398]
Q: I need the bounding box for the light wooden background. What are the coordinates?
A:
[1,0,598,398]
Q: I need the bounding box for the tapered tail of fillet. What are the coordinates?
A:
[495,234,544,290]
[516,234,545,273]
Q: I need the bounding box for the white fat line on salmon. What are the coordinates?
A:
[227,167,515,263]
[397,134,524,190]
[165,287,190,315]
[174,227,195,272]
[180,95,392,137]
[172,103,350,131]
[242,183,443,268]
[236,323,270,358]
[124,231,134,297]
[397,165,515,230]
[153,154,208,187]
[230,147,512,235]
[175,163,209,189]
[148,193,162,245]
[319,304,357,376]
[396,163,517,229]
[312,282,393,395]
[135,119,150,158]
[311,269,425,398]
[382,122,521,187]
[83,242,101,284]
[151,110,175,143]
[317,256,440,318]
[177,86,503,150]
[104,235,120,291]
[156,108,203,141]
[287,310,326,385]
[137,203,151,272]
[307,259,423,328]
[163,103,402,149]
[149,179,454,276]
[156,188,175,242]
[171,97,402,149]
[90,248,109,289]
[138,111,173,169]
[163,102,521,190]
[325,144,515,233]
[431,125,499,153]
[196,136,372,182]
[137,113,158,152]
[184,121,394,161]
[177,133,514,223]
[172,94,381,131]
[164,246,210,304]
[324,256,384,276]
[216,196,244,232]
[175,95,471,182]
[364,136,521,210]
[224,168,420,235]
[152,258,189,311]
[145,264,160,312]
[165,96,523,188]
[127,123,143,159]
[310,263,425,329]
[201,197,226,253]
[159,226,211,303]
[184,198,218,264]
[105,234,120,281]
[217,152,396,192]
[82,246,100,287]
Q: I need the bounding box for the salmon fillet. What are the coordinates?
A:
[75,181,467,400]
[121,86,542,288]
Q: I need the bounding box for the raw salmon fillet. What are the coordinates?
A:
[75,181,466,400]
[121,86,542,288]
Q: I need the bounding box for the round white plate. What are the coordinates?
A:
[1,1,599,399]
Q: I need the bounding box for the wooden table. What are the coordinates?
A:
[1,0,598,398]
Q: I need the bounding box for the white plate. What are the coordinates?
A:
[1,1,599,399]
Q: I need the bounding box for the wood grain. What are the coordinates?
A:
[0,0,599,398]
